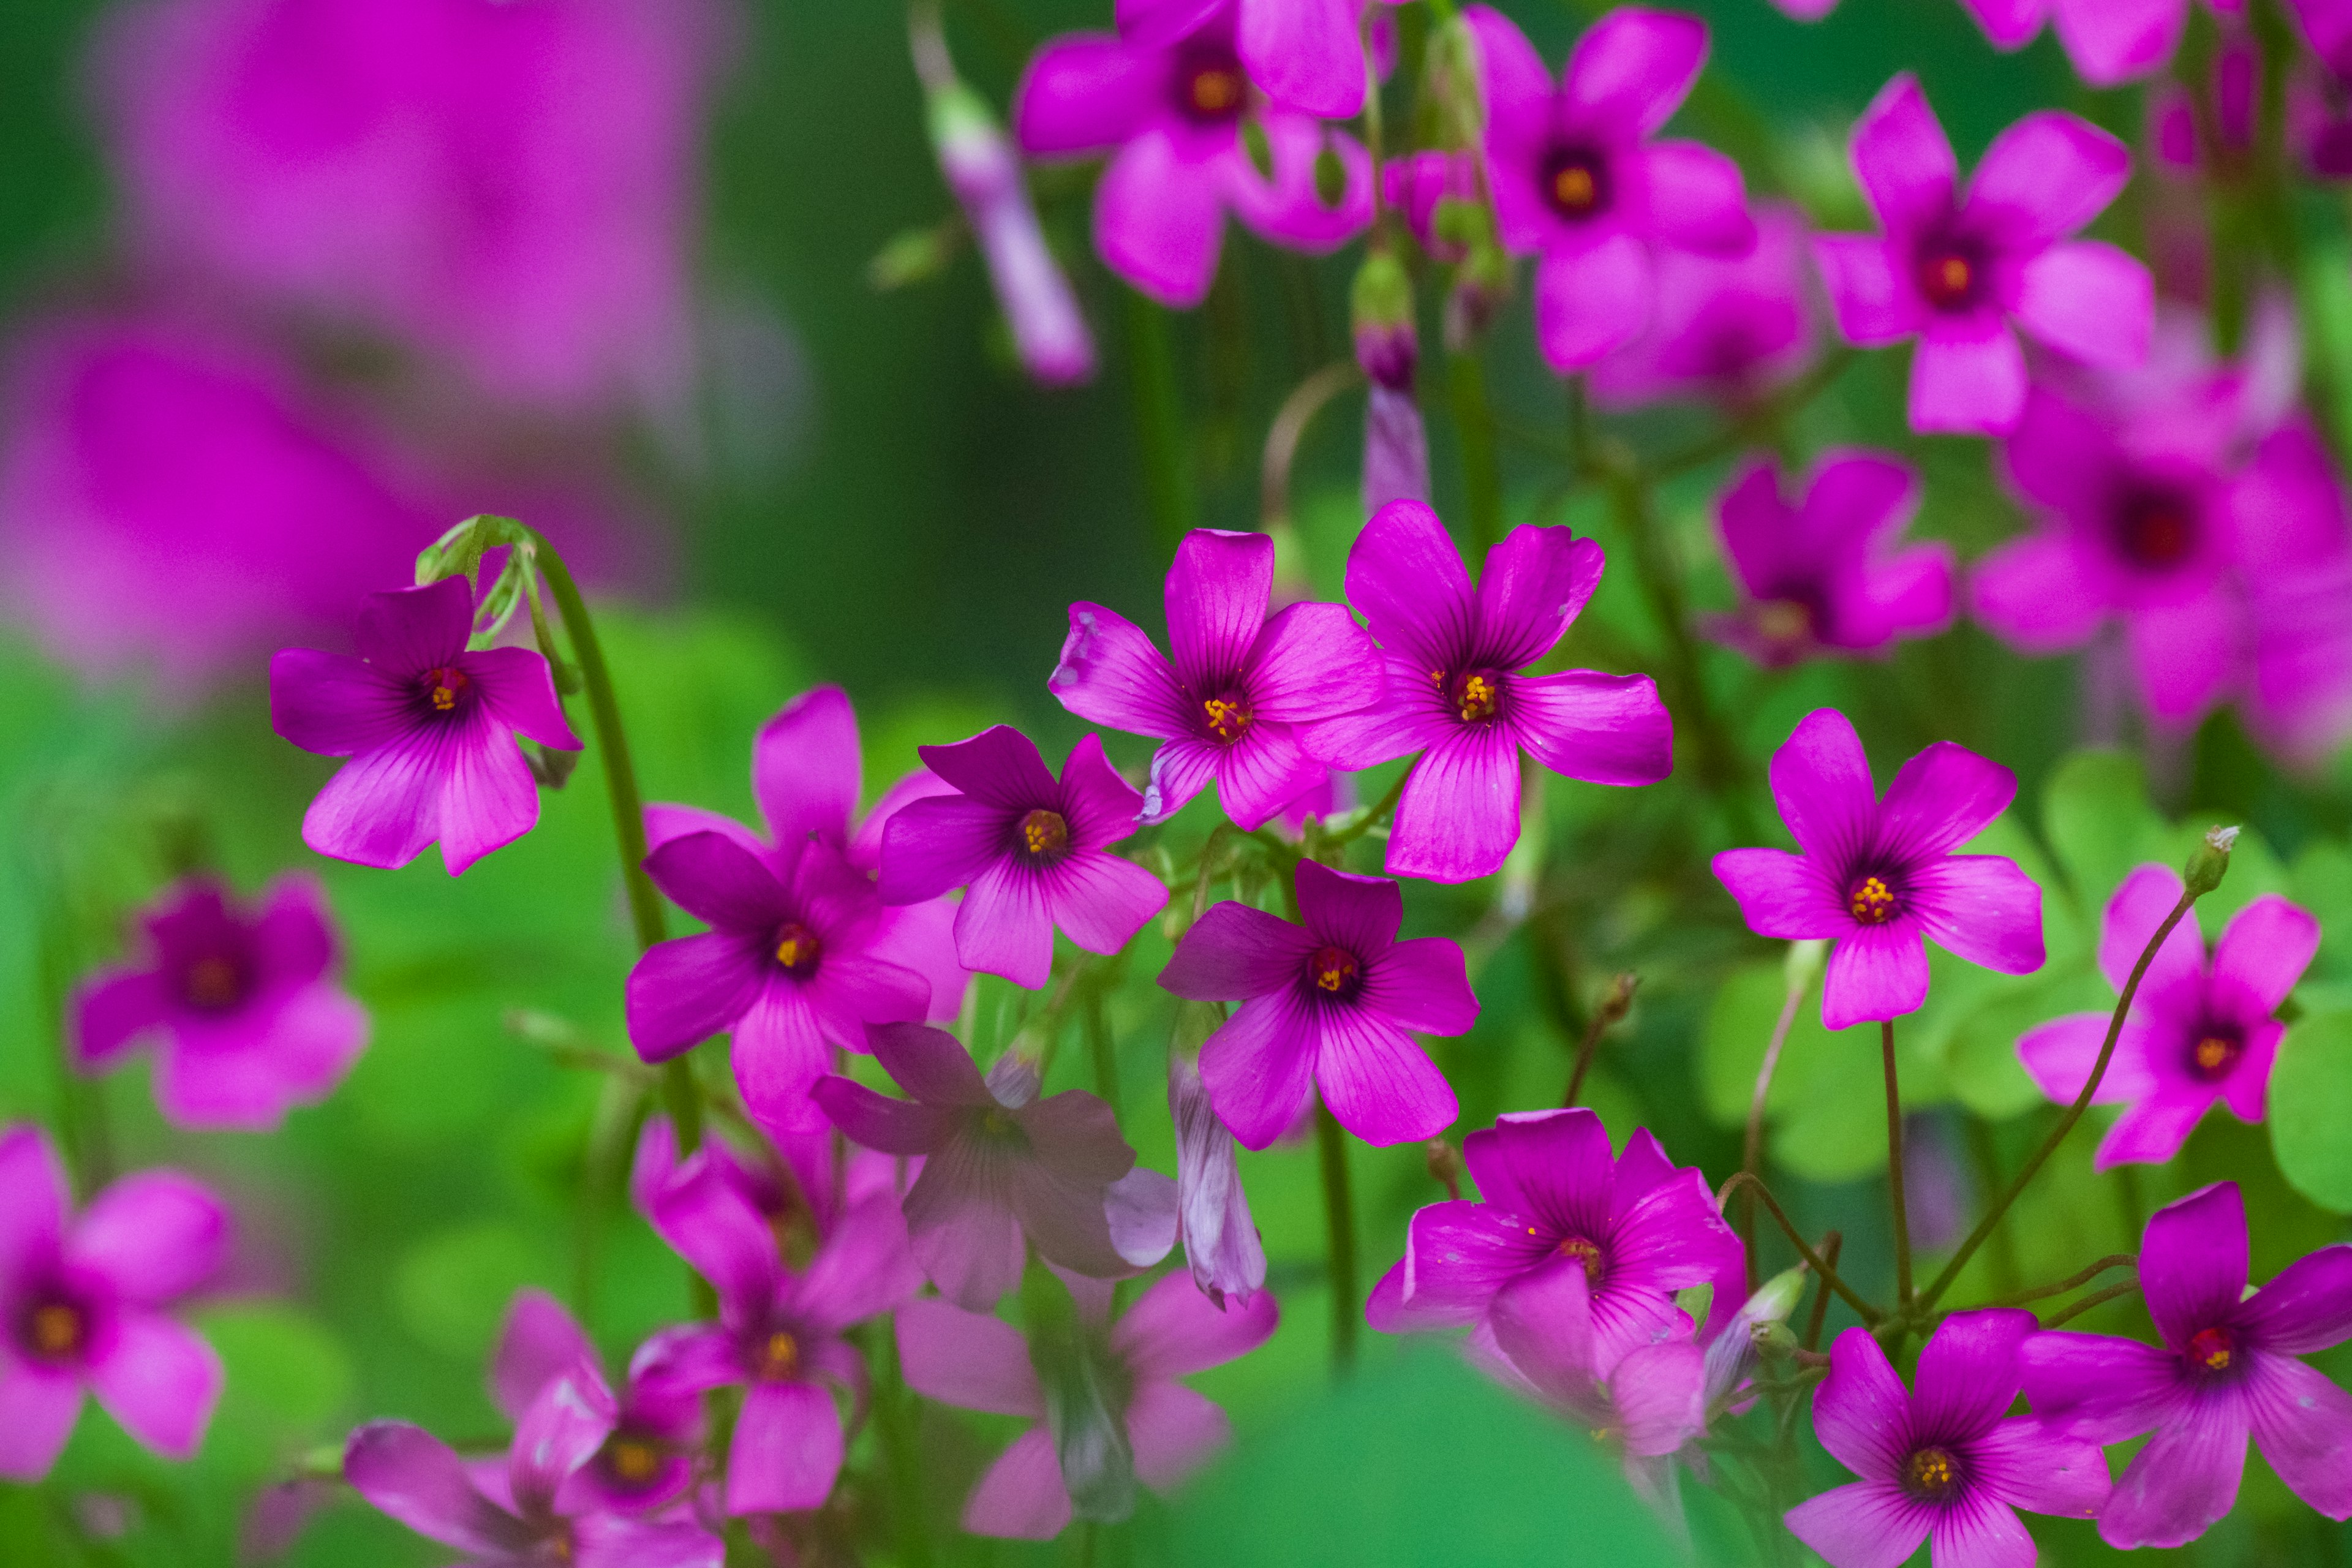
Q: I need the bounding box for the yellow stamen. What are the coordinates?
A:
[760,1329,801,1381]
[1552,164,1597,213]
[1310,944,1359,994]
[1019,809,1070,859]
[1848,876,1896,924]
[29,1303,81,1359]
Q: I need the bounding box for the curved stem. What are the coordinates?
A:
[1882,1020,1912,1308]
[2041,1278,2142,1330]
[1801,1232,1842,1351]
[1261,359,1362,530]
[1563,973,1637,1108]
[1316,1102,1360,1377]
[1322,769,1408,848]
[1919,889,2199,1312]
[1991,1254,2136,1310]
[1739,981,1804,1281]
[1715,1172,1883,1325]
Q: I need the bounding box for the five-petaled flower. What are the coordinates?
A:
[269,574,581,875]
[2019,863,2319,1166]
[1713,707,2045,1030]
[1814,74,2150,434]
[2021,1182,2352,1546]
[1314,500,1675,884]
[1051,527,1384,831]
[488,1290,703,1517]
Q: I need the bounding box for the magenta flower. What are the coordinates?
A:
[1714,709,2043,1030]
[270,575,581,875]
[2238,424,2352,763]
[489,1291,701,1517]
[1118,0,1369,119]
[1589,203,1818,410]
[0,1125,228,1479]
[627,1154,919,1515]
[1814,75,2150,434]
[1050,529,1383,830]
[2019,864,2318,1167]
[1464,5,1755,371]
[72,874,367,1130]
[1313,500,1673,883]
[897,1270,1278,1539]
[94,0,722,413]
[1955,0,2224,86]
[1365,1108,1744,1377]
[877,726,1168,990]
[1383,150,1480,265]
[1170,1046,1267,1308]
[2019,1182,2352,1545]
[812,1023,1175,1309]
[1702,451,1954,669]
[1013,0,1373,306]
[345,1376,722,1567]
[1159,859,1477,1149]
[1786,1311,2110,1567]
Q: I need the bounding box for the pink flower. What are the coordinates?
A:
[488,1291,703,1517]
[1713,709,2045,1030]
[2020,1182,2352,1547]
[1313,500,1673,883]
[1588,202,1819,410]
[0,1125,228,1479]
[1464,5,1755,370]
[93,0,723,413]
[1955,0,2231,85]
[1013,0,1373,306]
[1049,529,1384,831]
[1815,75,2150,434]
[1382,150,1480,265]
[72,874,368,1130]
[2019,863,2318,1167]
[876,726,1168,990]
[270,575,581,875]
[1702,451,1953,668]
[1786,1311,2109,1567]
[1118,0,1370,119]
[896,1270,1278,1539]
[1160,859,1477,1149]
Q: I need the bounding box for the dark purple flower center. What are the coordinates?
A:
[418,665,474,717]
[757,1328,801,1382]
[773,921,821,979]
[2111,488,2199,571]
[1847,873,1899,925]
[1307,944,1362,1001]
[1901,1444,1961,1501]
[1176,44,1248,124]
[595,1428,673,1493]
[2188,1324,2237,1374]
[1539,145,1610,220]
[17,1292,88,1365]
[2188,1027,2242,1081]
[1199,690,1255,744]
[1016,808,1071,864]
[177,949,253,1013]
[1913,237,1986,312]
[1447,668,1506,725]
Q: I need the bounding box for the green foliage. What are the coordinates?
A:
[2271,1010,2352,1213]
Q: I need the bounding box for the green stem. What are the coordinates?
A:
[1123,289,1194,550]
[1882,1020,1913,1308]
[1314,1102,1360,1376]
[1716,1172,1883,1325]
[1082,983,1120,1111]
[1919,889,2201,1312]
[1447,349,1506,552]
[867,1323,935,1568]
[1989,1254,2136,1310]
[1739,980,1804,1283]
[2041,1278,2143,1330]
[1801,1232,1842,1352]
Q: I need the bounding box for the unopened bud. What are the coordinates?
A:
[1351,250,1418,391]
[1596,971,1640,1026]
[1442,241,1512,353]
[2185,824,2238,897]
[1784,938,1827,998]
[1751,1321,1800,1363]
[1424,1137,1463,1200]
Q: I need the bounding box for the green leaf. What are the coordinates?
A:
[393,1221,562,1358]
[2041,749,2169,911]
[2271,1010,2352,1213]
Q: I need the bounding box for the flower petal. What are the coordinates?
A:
[1313,1007,1456,1147]
[896,1297,1044,1416]
[69,1172,230,1306]
[1907,854,2043,977]
[1534,233,1654,370]
[344,1421,527,1553]
[1876,741,2016,859]
[2017,1329,2182,1442]
[2016,1013,2160,1107]
[2240,1244,2352,1355]
[1114,1269,1281,1378]
[955,859,1057,990]
[625,932,767,1065]
[1909,315,2028,435]
[464,646,579,752]
[267,650,411,757]
[1784,1479,1932,1568]
[1812,1326,1913,1479]
[1474,526,1604,673]
[2211,894,2320,1015]
[1852,74,1956,235]
[963,1425,1072,1540]
[1912,1308,2032,1442]
[1769,707,1880,865]
[1634,140,1754,253]
[1052,604,1186,740]
[1823,924,1932,1028]
[300,728,447,872]
[88,1310,222,1461]
[903,1136,1028,1310]
[1240,0,1365,117]
[1347,499,1475,669]
[1966,112,2131,249]
[2244,1351,2352,1519]
[1713,846,1850,940]
[752,687,862,852]
[1160,900,1319,1001]
[1512,669,1673,788]
[1366,1200,1552,1330]
[1125,1378,1232,1491]
[1096,129,1226,307]
[725,1381,842,1515]
[1386,722,1522,884]
[1198,986,1321,1150]
[2140,1182,2248,1352]
[2051,0,2186,85]
[1563,7,1707,140]
[1362,935,1479,1037]
[1928,1494,2037,1568]
[2095,863,2204,998]
[2097,1382,2248,1548]
[1044,850,1168,957]
[433,712,543,876]
[1814,234,1924,346]
[1012,32,1150,156]
[489,1290,596,1424]
[2013,242,2152,369]
[812,1076,959,1157]
[1246,600,1385,725]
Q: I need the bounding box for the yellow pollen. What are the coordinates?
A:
[1202,696,1252,742]
[1557,1236,1602,1269]
[1019,808,1070,859]
[550,1531,575,1564]
[1190,66,1243,116]
[1755,599,1813,644]
[760,1329,801,1381]
[29,1303,81,1358]
[185,956,241,1009]
[1849,876,1896,924]
[606,1438,663,1484]
[1455,673,1499,723]
[1936,257,1970,296]
[2190,1325,2233,1372]
[1310,944,1359,993]
[422,666,471,713]
[774,924,819,972]
[1905,1447,1957,1498]
[1553,164,1597,211]
[2194,1036,2233,1072]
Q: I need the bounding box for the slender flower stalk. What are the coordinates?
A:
[1314,1101,1358,1376]
[1881,1019,1912,1306]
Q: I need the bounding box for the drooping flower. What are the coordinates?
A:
[1814,75,2149,434]
[1311,500,1673,883]
[918,25,1096,386]
[1785,1311,2110,1567]
[1713,708,2045,1030]
[877,726,1168,990]
[811,1023,1175,1310]
[1701,451,1953,669]
[1169,1031,1267,1308]
[489,1291,702,1517]
[1953,0,2230,87]
[92,0,723,413]
[1049,529,1383,831]
[1159,859,1477,1149]
[897,1270,1278,1539]
[1464,5,1755,371]
[344,1375,722,1567]
[2019,864,2318,1166]
[2021,1182,2352,1545]
[0,1125,228,1479]
[270,574,581,876]
[72,873,368,1130]
[1588,202,1818,410]
[626,1152,920,1515]
[1012,0,1373,307]
[1365,1107,1744,1376]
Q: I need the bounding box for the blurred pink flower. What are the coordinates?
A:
[92,0,725,413]
[1589,202,1818,411]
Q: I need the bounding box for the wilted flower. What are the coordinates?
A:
[270,575,581,876]
[0,1125,228,1479]
[1050,528,1382,831]
[72,874,367,1130]
[1815,75,2149,434]
[1168,1026,1267,1309]
[1713,708,2045,1030]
